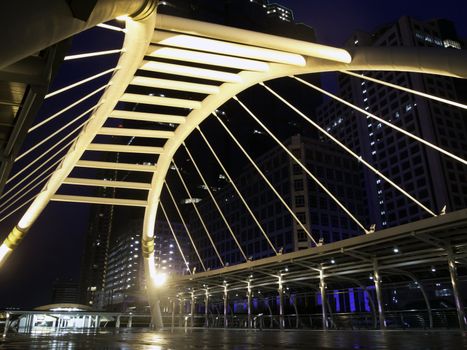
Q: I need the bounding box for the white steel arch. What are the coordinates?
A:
[1,12,467,329]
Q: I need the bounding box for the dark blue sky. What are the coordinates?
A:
[282,0,467,45]
[0,0,466,309]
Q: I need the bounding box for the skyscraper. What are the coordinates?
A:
[186,134,368,270]
[316,17,466,229]
[102,219,189,311]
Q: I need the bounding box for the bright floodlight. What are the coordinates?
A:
[152,272,167,287]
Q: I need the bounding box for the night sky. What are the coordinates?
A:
[0,0,466,309]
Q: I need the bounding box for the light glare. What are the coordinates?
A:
[153,272,167,287]
[0,243,12,265]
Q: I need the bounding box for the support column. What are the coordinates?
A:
[171,300,176,329]
[204,289,209,328]
[373,259,386,329]
[148,287,164,330]
[447,247,466,330]
[190,292,195,328]
[95,316,100,330]
[223,285,228,328]
[179,298,184,327]
[128,315,133,328]
[278,275,284,329]
[115,315,121,329]
[419,283,433,329]
[319,268,328,330]
[27,314,33,333]
[247,282,252,328]
[2,313,9,337]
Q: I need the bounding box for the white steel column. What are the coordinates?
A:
[179,298,185,327]
[171,300,176,330]
[2,313,9,337]
[204,289,209,328]
[190,292,195,327]
[128,315,133,328]
[247,281,252,328]
[373,259,386,329]
[223,285,228,328]
[319,268,328,330]
[447,247,467,330]
[278,275,284,329]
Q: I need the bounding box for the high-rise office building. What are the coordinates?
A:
[51,279,80,305]
[79,163,117,307]
[316,17,466,229]
[187,134,368,270]
[266,3,294,22]
[102,220,189,311]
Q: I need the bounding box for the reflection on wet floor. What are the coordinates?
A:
[1,328,467,349]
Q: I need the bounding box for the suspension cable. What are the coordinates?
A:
[29,86,105,133]
[0,173,53,216]
[1,138,76,206]
[0,195,37,224]
[262,83,437,217]
[172,159,225,267]
[64,49,123,61]
[96,23,126,32]
[213,113,319,245]
[182,142,248,261]
[16,103,98,162]
[159,201,192,274]
[341,70,467,110]
[293,77,467,166]
[5,157,65,199]
[234,95,369,234]
[197,127,278,254]
[5,121,85,187]
[45,68,116,99]
[164,181,206,272]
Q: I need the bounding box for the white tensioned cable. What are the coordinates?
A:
[293,77,467,166]
[234,95,369,234]
[0,196,37,224]
[29,85,106,133]
[262,83,437,217]
[341,70,467,110]
[172,159,225,267]
[213,113,319,245]
[159,201,192,274]
[64,49,123,61]
[1,138,76,205]
[0,173,53,216]
[164,180,206,271]
[5,157,66,197]
[45,68,117,99]
[5,120,86,187]
[196,127,279,254]
[16,103,99,162]
[182,142,249,261]
[96,23,126,32]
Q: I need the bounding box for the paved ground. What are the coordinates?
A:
[1,328,467,349]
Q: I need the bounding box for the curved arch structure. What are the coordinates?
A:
[1,11,467,330]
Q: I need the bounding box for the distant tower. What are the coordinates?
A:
[316,17,466,229]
